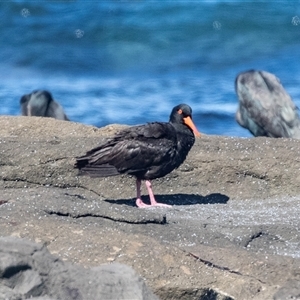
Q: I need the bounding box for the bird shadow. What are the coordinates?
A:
[105,193,229,207]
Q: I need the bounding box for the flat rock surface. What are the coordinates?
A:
[1,116,300,299]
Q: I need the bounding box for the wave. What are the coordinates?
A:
[1,1,300,137]
[1,2,300,75]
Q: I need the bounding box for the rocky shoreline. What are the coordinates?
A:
[1,116,300,299]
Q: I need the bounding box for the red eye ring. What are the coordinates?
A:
[177,109,183,114]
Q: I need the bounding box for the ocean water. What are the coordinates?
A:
[1,1,300,137]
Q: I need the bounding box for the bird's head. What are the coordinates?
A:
[170,104,201,137]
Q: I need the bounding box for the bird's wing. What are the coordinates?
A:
[76,122,177,176]
[110,138,176,173]
[106,122,178,173]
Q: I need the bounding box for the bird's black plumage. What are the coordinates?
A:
[75,104,200,208]
[235,70,300,138]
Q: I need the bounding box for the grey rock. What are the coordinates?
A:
[1,116,300,299]
[0,236,158,300]
[235,70,300,138]
[20,90,69,121]
[273,279,300,300]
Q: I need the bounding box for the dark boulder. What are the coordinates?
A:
[0,236,158,300]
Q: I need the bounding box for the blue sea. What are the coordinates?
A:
[1,1,300,137]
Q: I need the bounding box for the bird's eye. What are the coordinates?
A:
[177,109,183,114]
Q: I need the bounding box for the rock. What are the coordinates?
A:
[273,279,300,300]
[235,69,300,138]
[0,116,300,299]
[0,236,158,300]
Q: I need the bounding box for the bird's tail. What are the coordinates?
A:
[75,158,120,177]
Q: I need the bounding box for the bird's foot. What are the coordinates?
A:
[152,202,172,208]
[136,198,172,208]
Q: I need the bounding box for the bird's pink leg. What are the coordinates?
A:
[136,179,154,208]
[136,179,150,208]
[145,180,171,207]
[135,180,172,208]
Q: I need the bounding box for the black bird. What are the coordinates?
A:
[75,104,201,208]
[20,90,69,121]
[235,70,300,138]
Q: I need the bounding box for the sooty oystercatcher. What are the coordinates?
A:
[75,103,200,208]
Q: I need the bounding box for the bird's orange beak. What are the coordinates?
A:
[183,116,201,137]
